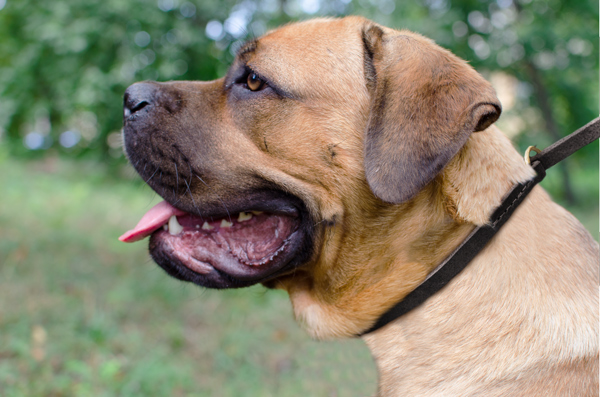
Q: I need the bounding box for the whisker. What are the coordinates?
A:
[313,219,328,227]
[171,186,181,205]
[145,167,160,183]
[184,178,200,214]
[186,160,194,191]
[194,173,209,187]
[194,174,232,223]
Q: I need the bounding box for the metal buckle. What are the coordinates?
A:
[524,146,542,165]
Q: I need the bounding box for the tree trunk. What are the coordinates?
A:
[525,61,576,205]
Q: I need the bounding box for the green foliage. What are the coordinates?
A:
[0,0,597,163]
[1,0,597,204]
[0,0,232,158]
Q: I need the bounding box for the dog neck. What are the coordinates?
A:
[361,184,598,394]
[281,126,598,392]
[283,126,533,337]
[358,128,598,394]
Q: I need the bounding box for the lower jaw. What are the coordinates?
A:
[150,240,255,289]
[148,230,308,289]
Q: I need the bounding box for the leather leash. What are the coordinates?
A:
[360,117,600,336]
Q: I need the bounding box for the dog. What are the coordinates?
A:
[120,16,599,395]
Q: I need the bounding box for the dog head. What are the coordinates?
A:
[122,16,514,337]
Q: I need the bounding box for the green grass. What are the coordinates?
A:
[0,156,597,396]
[0,158,377,396]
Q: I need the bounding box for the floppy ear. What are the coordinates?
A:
[362,25,501,204]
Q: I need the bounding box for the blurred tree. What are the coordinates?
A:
[0,0,597,202]
[0,0,238,158]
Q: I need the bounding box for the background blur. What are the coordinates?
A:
[1,0,598,395]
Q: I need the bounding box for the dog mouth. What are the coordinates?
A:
[120,193,311,288]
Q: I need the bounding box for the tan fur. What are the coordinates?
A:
[130,16,599,395]
[262,18,598,394]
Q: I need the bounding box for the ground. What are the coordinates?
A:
[0,157,376,396]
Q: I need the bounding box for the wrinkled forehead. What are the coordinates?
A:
[237,18,368,98]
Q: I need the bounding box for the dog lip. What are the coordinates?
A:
[152,225,299,279]
[146,189,313,288]
[119,189,302,244]
[163,191,302,222]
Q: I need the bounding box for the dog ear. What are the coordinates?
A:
[362,25,501,204]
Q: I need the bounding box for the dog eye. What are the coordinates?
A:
[246,73,266,91]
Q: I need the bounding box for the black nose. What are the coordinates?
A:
[124,82,158,118]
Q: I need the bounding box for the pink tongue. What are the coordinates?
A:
[119,201,186,243]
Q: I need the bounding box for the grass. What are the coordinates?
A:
[0,155,597,396]
[0,157,377,396]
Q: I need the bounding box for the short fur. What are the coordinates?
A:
[123,16,599,395]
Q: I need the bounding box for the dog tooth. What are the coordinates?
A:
[251,211,263,215]
[195,224,200,229]
[275,229,279,238]
[238,212,252,222]
[220,219,233,228]
[168,215,183,235]
[202,221,214,230]
[163,224,168,231]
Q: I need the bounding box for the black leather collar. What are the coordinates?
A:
[360,117,600,336]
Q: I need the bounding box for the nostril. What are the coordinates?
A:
[123,82,158,118]
[131,100,149,112]
[124,100,150,117]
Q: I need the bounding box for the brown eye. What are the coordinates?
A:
[247,73,265,91]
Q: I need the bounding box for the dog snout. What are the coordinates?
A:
[123,82,158,118]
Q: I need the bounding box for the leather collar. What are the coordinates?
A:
[360,117,600,336]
